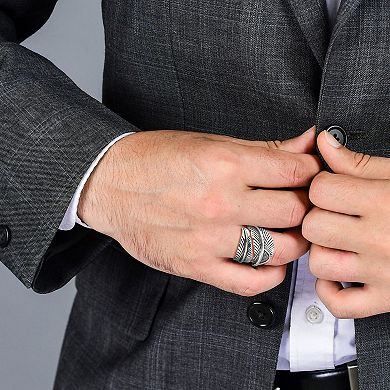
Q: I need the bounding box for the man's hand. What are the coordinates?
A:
[303,130,390,318]
[79,127,321,296]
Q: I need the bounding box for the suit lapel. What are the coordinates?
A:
[329,0,364,45]
[286,0,365,70]
[286,0,330,69]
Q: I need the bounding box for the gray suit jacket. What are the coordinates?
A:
[1,0,389,389]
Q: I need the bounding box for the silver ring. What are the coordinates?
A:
[233,226,275,267]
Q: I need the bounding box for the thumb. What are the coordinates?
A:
[276,125,317,154]
[317,130,390,179]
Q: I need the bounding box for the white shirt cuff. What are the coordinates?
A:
[58,132,135,231]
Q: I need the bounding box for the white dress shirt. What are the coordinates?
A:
[59,0,356,372]
[59,132,134,230]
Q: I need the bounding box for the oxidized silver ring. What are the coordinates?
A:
[233,225,275,267]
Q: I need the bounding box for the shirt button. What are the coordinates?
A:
[247,302,275,329]
[305,305,324,324]
[325,125,348,146]
[0,225,11,248]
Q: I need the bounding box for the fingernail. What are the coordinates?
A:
[324,130,342,148]
[303,125,315,134]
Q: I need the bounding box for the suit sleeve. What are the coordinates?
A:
[0,0,140,293]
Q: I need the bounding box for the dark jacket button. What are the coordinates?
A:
[247,302,275,329]
[0,225,11,248]
[326,125,348,146]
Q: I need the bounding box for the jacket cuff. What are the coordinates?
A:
[0,42,140,291]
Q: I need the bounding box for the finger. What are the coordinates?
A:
[215,125,317,154]
[316,279,380,319]
[273,125,317,154]
[309,171,380,216]
[217,225,310,266]
[194,257,287,296]
[308,244,367,283]
[317,130,390,179]
[266,228,311,266]
[239,188,310,228]
[239,146,322,188]
[302,207,362,253]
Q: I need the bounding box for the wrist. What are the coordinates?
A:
[77,137,120,236]
[77,160,104,230]
[77,131,138,234]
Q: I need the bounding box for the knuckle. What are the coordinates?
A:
[352,152,372,174]
[282,159,306,186]
[271,246,288,266]
[283,160,300,186]
[308,256,326,279]
[266,140,283,149]
[209,146,240,175]
[239,287,258,297]
[309,171,329,205]
[308,255,319,276]
[197,191,233,220]
[326,301,352,319]
[287,199,307,226]
[232,280,262,297]
[302,211,316,241]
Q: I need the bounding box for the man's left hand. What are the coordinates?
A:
[302,129,390,319]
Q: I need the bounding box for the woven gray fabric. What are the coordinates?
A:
[1,0,390,389]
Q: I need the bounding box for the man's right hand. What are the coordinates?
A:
[78,127,321,296]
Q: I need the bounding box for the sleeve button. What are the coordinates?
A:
[0,225,11,248]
